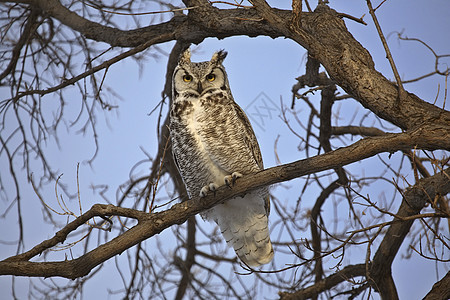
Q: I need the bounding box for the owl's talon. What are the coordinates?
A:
[224,175,232,187]
[209,183,218,191]
[224,172,242,187]
[200,186,209,197]
[232,172,242,184]
[200,183,219,197]
[209,183,218,196]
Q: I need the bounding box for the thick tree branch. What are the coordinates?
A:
[0,7,39,82]
[279,264,366,300]
[7,0,449,131]
[24,0,285,47]
[280,166,450,299]
[4,205,148,263]
[331,126,386,137]
[1,1,448,298]
[423,270,450,300]
[1,125,448,279]
[369,166,450,298]
[250,2,450,130]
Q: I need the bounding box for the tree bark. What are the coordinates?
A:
[423,271,450,300]
[1,130,448,279]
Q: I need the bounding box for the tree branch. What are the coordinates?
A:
[280,166,450,299]
[24,0,285,47]
[1,125,448,279]
[366,0,406,101]
[0,6,39,82]
[423,270,450,300]
[174,217,197,300]
[8,1,450,131]
[279,264,366,300]
[369,167,450,298]
[250,2,450,130]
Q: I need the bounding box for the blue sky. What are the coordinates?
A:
[0,0,449,299]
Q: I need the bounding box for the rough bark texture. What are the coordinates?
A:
[423,271,450,300]
[21,0,450,132]
[1,0,449,299]
[1,130,448,279]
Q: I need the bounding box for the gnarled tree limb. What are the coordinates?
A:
[1,125,448,279]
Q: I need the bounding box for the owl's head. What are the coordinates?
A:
[172,49,230,99]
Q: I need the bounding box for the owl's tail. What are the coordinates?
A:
[207,191,274,267]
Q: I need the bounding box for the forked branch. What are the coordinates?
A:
[1,126,448,279]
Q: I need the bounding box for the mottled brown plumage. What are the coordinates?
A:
[170,49,273,267]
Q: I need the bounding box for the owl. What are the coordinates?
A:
[169,49,274,267]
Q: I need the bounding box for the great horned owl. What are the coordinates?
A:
[169,49,274,267]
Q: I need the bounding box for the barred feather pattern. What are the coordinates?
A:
[170,49,274,266]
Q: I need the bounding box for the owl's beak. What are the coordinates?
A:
[197,81,203,94]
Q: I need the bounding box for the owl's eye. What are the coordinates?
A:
[183,75,193,82]
[206,74,215,82]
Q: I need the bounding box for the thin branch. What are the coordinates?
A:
[6,36,164,103]
[366,0,405,101]
[174,217,197,300]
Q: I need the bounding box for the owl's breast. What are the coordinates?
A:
[170,98,226,197]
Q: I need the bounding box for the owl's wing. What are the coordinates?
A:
[199,94,273,266]
[233,103,264,170]
[199,93,264,176]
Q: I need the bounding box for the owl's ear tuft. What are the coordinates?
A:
[179,48,191,65]
[211,50,227,65]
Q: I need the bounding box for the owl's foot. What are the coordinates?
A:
[224,172,242,187]
[200,183,219,197]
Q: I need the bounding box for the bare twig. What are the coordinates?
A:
[366,0,406,102]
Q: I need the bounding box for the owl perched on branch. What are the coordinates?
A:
[169,49,273,267]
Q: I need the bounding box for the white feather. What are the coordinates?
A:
[203,190,274,267]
